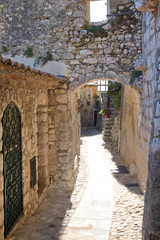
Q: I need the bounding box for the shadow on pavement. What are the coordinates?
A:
[81,127,101,137]
[10,187,74,240]
[103,141,143,196]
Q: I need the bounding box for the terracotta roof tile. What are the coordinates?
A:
[0,56,67,82]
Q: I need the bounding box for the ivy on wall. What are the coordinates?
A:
[108,81,122,110]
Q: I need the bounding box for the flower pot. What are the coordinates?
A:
[104,110,109,118]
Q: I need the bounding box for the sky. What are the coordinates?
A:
[90,0,107,22]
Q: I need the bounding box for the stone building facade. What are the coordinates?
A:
[1,0,160,239]
[0,58,80,239]
[79,84,98,128]
[134,0,160,239]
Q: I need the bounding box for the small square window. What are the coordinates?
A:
[90,0,107,23]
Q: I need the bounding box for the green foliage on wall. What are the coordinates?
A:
[130,70,143,80]
[24,47,33,57]
[108,82,122,110]
[33,51,53,67]
[1,46,8,53]
[84,25,108,38]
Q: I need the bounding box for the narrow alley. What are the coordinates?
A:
[9,128,144,240]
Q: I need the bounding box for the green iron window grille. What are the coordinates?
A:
[30,156,36,188]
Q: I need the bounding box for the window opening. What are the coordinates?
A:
[97,80,108,93]
[90,0,107,23]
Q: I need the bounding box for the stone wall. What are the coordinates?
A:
[0,60,80,239]
[0,0,142,89]
[48,88,80,189]
[80,84,98,128]
[0,87,39,239]
[120,86,148,192]
[134,0,160,239]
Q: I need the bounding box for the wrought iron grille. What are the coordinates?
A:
[30,157,36,188]
[2,103,23,238]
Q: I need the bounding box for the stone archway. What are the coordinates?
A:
[70,71,129,91]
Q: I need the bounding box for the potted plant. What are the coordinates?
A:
[99,108,109,118]
[104,110,109,118]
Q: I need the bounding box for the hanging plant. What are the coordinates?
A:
[24,47,34,57]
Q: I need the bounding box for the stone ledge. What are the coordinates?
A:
[134,0,158,12]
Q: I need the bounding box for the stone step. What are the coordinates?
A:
[103,118,114,121]
[103,121,114,125]
[103,132,111,135]
[103,130,112,134]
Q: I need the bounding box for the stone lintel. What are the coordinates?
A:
[134,0,158,12]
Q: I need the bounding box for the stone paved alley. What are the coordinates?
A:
[9,128,144,240]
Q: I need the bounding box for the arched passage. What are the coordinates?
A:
[70,71,128,91]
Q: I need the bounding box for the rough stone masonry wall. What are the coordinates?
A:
[0,0,142,88]
[48,88,80,189]
[134,0,160,239]
[0,61,72,239]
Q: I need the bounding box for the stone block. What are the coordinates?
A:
[0,124,2,141]
[0,226,4,240]
[38,133,48,145]
[59,141,69,151]
[38,145,48,157]
[55,89,66,94]
[38,122,48,133]
[134,0,158,12]
[121,58,131,64]
[0,154,3,174]
[23,167,30,179]
[59,154,69,164]
[37,112,48,122]
[0,209,4,226]
[0,176,3,192]
[61,170,73,181]
[83,58,97,64]
[88,43,97,49]
[54,112,69,124]
[154,119,160,137]
[79,49,93,55]
[48,132,56,142]
[58,131,70,141]
[156,102,160,118]
[55,94,67,104]
[70,60,80,65]
[37,91,48,105]
[130,163,137,177]
[73,11,84,17]
[23,192,30,209]
[68,46,76,53]
[135,58,147,71]
[0,192,3,209]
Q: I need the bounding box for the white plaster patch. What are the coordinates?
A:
[2,54,67,77]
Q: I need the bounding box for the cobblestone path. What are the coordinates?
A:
[104,142,144,240]
[9,128,144,240]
